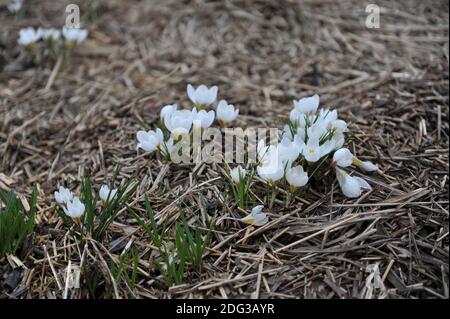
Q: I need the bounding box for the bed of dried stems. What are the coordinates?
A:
[0,0,448,299]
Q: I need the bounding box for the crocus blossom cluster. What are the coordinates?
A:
[136,84,239,159]
[18,26,88,48]
[54,186,85,221]
[251,93,377,198]
[54,184,117,221]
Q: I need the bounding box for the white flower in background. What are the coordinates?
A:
[240,205,268,226]
[216,100,239,125]
[18,27,42,47]
[335,168,372,198]
[39,28,61,42]
[136,128,164,153]
[333,148,353,167]
[192,107,215,129]
[63,197,85,220]
[230,165,247,183]
[7,0,23,13]
[99,185,118,202]
[160,104,177,121]
[164,109,194,138]
[286,165,309,190]
[62,26,88,46]
[293,94,320,115]
[54,186,73,205]
[187,84,218,108]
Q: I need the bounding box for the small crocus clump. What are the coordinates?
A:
[54,186,85,222]
[136,83,239,160]
[252,93,378,199]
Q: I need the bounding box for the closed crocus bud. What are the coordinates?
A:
[63,197,85,219]
[164,109,194,138]
[293,94,320,115]
[241,205,268,227]
[136,128,164,152]
[286,165,309,190]
[355,160,379,172]
[54,186,73,205]
[160,104,177,121]
[335,168,372,198]
[333,148,353,168]
[216,100,239,125]
[230,165,246,183]
[192,108,215,129]
[99,185,118,202]
[187,84,218,109]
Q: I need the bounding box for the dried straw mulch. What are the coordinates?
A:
[0,0,448,299]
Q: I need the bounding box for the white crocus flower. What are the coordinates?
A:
[353,158,379,172]
[286,165,309,190]
[160,104,177,121]
[278,137,301,166]
[136,128,164,153]
[293,94,320,115]
[216,100,239,125]
[230,165,246,184]
[7,0,23,13]
[329,119,348,134]
[240,205,268,226]
[333,148,378,172]
[63,197,85,221]
[164,109,194,138]
[187,84,218,108]
[335,168,372,198]
[257,159,284,185]
[18,27,41,47]
[99,185,118,202]
[333,148,353,168]
[62,26,88,47]
[302,138,323,163]
[54,186,74,205]
[40,28,61,42]
[192,107,215,129]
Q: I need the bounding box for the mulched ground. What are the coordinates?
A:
[0,0,448,299]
